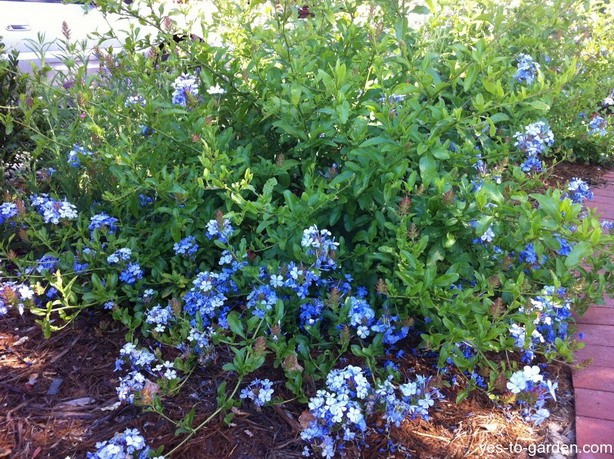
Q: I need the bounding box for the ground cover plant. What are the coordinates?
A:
[1,0,613,456]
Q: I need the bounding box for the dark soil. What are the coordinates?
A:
[546,160,611,189]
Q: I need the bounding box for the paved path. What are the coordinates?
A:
[573,167,614,458]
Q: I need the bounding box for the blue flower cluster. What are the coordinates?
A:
[555,236,573,256]
[514,53,540,85]
[588,115,608,136]
[107,248,132,264]
[510,286,572,362]
[519,243,545,267]
[301,366,371,457]
[139,194,153,207]
[174,236,199,257]
[171,73,199,107]
[506,365,557,425]
[0,202,18,224]
[67,145,93,167]
[107,248,143,284]
[206,216,234,243]
[301,366,441,458]
[30,194,78,224]
[186,327,216,363]
[145,304,174,333]
[376,374,443,427]
[87,428,155,459]
[469,221,495,244]
[301,225,339,271]
[89,213,118,234]
[125,94,146,107]
[566,178,593,204]
[34,255,59,274]
[240,378,274,407]
[513,121,554,173]
[74,261,89,273]
[0,281,34,316]
[183,251,245,326]
[115,343,156,403]
[120,262,144,285]
[246,284,278,318]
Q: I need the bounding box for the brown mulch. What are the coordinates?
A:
[1,309,576,458]
[545,160,611,189]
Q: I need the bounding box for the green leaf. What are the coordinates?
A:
[565,241,593,267]
[336,100,350,124]
[419,154,437,186]
[410,5,430,14]
[226,312,246,338]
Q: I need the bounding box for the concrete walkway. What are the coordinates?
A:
[573,167,614,458]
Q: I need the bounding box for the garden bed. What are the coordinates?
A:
[1,0,613,457]
[1,309,577,458]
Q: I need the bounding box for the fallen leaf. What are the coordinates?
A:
[298,410,316,430]
[46,378,64,396]
[61,397,96,407]
[100,401,121,412]
[478,423,499,432]
[140,380,160,406]
[13,336,29,346]
[231,406,249,416]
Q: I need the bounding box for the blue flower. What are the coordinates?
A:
[73,261,89,273]
[87,427,150,458]
[35,255,59,274]
[302,225,339,270]
[139,194,153,206]
[555,236,573,256]
[89,213,118,234]
[206,216,234,243]
[145,304,173,333]
[67,145,93,167]
[348,296,375,336]
[171,73,199,107]
[240,379,274,407]
[566,177,593,204]
[30,194,78,224]
[507,371,527,393]
[519,243,543,265]
[521,156,543,173]
[300,299,324,327]
[174,236,199,257]
[588,116,608,136]
[246,284,278,318]
[514,54,540,84]
[107,248,132,264]
[0,202,18,224]
[514,121,554,157]
[119,262,143,284]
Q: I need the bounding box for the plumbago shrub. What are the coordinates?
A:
[0,37,33,170]
[437,0,614,164]
[2,0,614,455]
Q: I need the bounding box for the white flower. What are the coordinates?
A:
[507,371,527,393]
[207,84,226,95]
[523,365,543,383]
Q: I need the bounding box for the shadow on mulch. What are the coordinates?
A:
[546,160,612,189]
[0,310,575,458]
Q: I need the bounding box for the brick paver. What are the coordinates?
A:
[573,167,614,455]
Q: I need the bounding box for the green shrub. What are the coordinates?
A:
[1,0,612,452]
[0,38,32,171]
